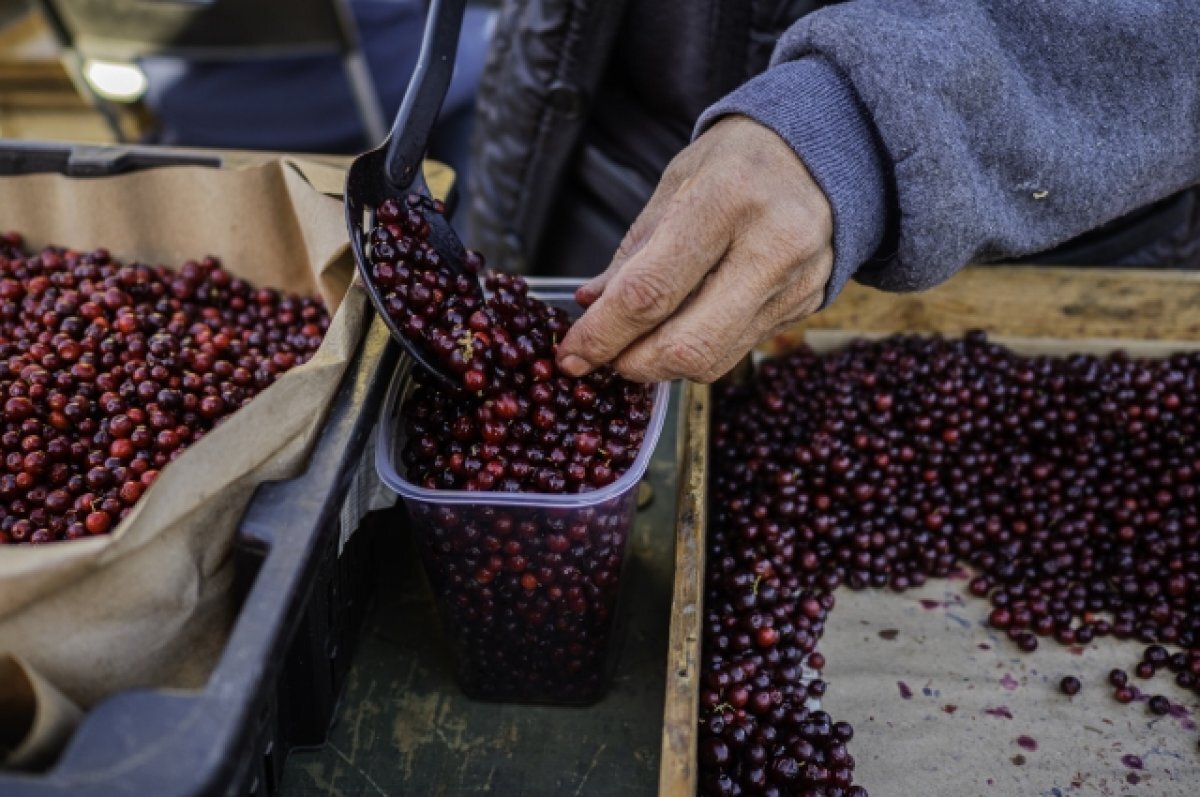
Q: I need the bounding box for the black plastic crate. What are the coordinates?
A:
[0,141,401,797]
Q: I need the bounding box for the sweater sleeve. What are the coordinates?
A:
[697,0,1200,299]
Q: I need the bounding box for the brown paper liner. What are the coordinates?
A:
[0,157,366,767]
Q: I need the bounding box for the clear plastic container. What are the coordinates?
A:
[375,278,670,705]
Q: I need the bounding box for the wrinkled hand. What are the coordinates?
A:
[556,115,834,384]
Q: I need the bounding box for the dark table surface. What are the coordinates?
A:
[279,388,681,797]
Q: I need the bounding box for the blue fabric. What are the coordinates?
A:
[139,2,493,153]
[697,0,1200,301]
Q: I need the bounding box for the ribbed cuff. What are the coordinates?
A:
[694,58,889,306]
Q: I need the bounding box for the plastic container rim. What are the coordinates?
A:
[377,364,669,507]
[375,277,671,508]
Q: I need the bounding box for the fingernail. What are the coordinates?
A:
[575,285,599,307]
[559,354,593,377]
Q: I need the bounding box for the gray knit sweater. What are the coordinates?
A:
[697,0,1200,304]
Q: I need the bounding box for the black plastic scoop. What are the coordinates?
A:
[344,0,478,387]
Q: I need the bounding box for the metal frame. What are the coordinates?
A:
[34,0,386,146]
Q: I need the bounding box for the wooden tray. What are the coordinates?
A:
[658,265,1200,796]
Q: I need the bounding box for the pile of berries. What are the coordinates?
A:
[701,332,1200,796]
[0,232,327,544]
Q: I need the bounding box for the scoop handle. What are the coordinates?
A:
[384,0,468,190]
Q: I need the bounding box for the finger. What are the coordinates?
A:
[574,222,651,308]
[613,244,830,383]
[575,164,691,307]
[557,175,737,375]
[574,270,612,308]
[614,284,824,383]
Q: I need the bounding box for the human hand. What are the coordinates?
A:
[556,115,834,383]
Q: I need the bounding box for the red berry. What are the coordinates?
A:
[84,511,111,535]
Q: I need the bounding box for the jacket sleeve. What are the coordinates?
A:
[696,0,1200,304]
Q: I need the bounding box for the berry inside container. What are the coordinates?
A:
[376,278,670,705]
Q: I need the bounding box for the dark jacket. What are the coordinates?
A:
[469,0,1200,297]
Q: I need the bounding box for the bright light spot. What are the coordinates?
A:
[83,60,148,101]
